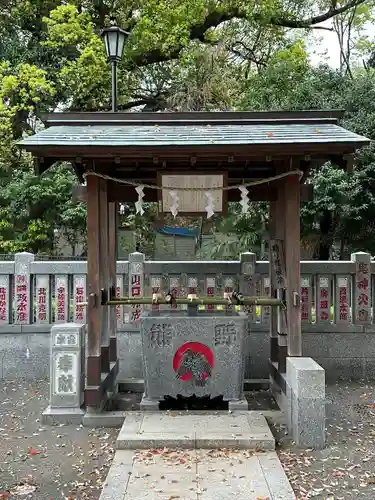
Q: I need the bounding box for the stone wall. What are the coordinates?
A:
[2,325,375,382]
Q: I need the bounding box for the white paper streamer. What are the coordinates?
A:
[239,186,249,214]
[135,185,145,215]
[169,190,179,218]
[205,191,215,219]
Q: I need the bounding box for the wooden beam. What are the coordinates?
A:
[73,183,313,203]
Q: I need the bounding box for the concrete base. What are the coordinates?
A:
[286,357,326,450]
[140,394,159,411]
[140,393,249,411]
[117,411,275,450]
[100,449,296,500]
[270,358,326,450]
[83,410,126,428]
[229,398,249,411]
[42,406,85,425]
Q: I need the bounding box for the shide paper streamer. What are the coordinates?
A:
[135,185,145,215]
[205,191,215,219]
[169,190,179,218]
[239,186,249,214]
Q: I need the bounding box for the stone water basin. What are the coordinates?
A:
[140,310,248,405]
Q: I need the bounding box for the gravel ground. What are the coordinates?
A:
[1,379,375,500]
[274,381,375,500]
[0,379,117,499]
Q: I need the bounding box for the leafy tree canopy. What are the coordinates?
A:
[0,0,374,257]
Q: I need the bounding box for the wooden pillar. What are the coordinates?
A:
[99,179,110,373]
[86,174,102,389]
[269,200,279,363]
[273,178,288,373]
[108,201,117,362]
[284,166,302,357]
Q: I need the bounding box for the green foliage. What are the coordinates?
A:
[202,203,268,260]
[0,0,373,257]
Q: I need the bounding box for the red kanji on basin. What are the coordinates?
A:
[173,342,214,386]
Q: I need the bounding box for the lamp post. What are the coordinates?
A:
[101,25,129,112]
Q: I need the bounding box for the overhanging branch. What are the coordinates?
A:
[125,0,366,69]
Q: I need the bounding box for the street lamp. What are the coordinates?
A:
[101,25,129,112]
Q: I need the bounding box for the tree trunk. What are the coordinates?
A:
[314,210,333,260]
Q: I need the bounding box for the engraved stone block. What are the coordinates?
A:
[140,311,247,402]
[50,323,85,408]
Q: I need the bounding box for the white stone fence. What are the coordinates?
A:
[0,250,373,332]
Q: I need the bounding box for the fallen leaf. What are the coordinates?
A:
[332,471,345,477]
[10,484,37,496]
[28,448,40,456]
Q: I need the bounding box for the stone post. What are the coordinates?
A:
[14,252,34,325]
[42,323,86,425]
[239,252,256,322]
[352,251,371,325]
[286,357,325,449]
[127,252,145,324]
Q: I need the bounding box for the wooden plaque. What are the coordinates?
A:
[158,173,226,215]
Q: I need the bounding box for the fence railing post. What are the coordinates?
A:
[14,252,34,325]
[352,251,372,325]
[127,252,145,324]
[240,252,256,322]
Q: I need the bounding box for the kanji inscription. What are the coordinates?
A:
[318,277,330,323]
[130,272,142,323]
[354,255,371,324]
[0,275,9,323]
[57,374,74,393]
[206,277,215,312]
[337,277,349,322]
[55,333,78,347]
[148,323,173,348]
[55,276,68,322]
[74,275,86,323]
[15,274,28,324]
[54,351,77,395]
[214,323,237,346]
[301,276,311,322]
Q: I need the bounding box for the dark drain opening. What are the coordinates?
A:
[159,394,228,411]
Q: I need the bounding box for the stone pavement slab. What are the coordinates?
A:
[117,411,275,450]
[99,449,296,500]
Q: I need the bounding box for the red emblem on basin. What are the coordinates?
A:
[173,342,214,386]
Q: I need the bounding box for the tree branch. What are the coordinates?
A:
[307,26,335,31]
[126,0,367,69]
[267,0,367,28]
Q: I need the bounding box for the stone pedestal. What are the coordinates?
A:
[286,357,325,449]
[140,311,248,409]
[42,323,86,425]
